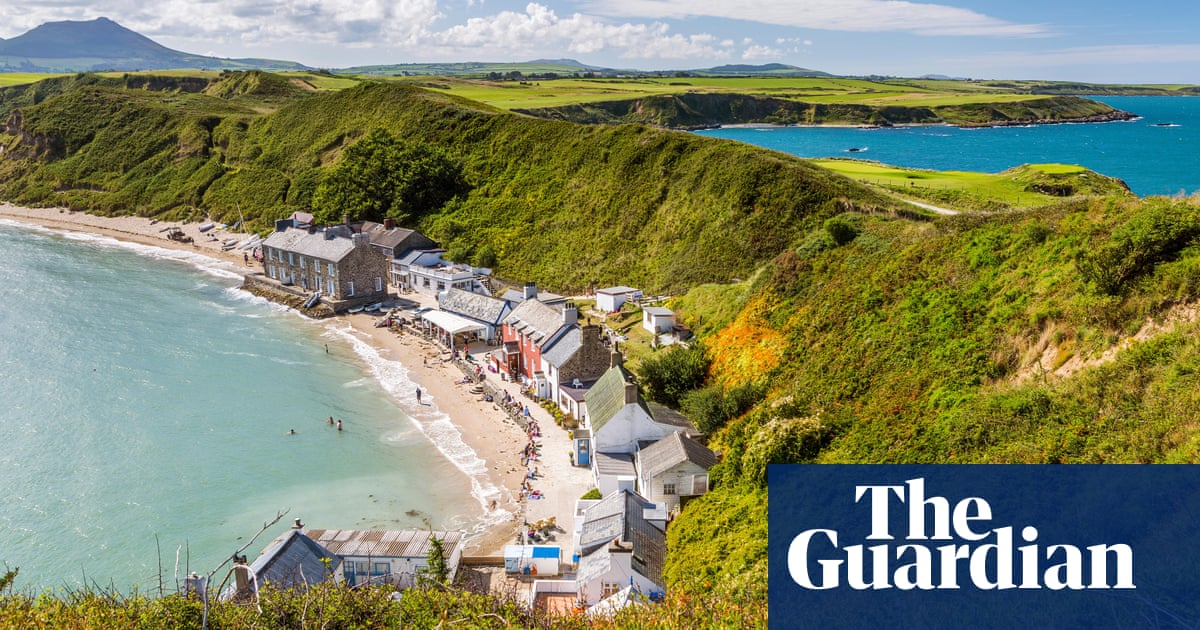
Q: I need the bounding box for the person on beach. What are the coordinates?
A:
[415,387,423,404]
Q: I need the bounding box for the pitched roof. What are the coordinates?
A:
[584,365,648,435]
[303,528,462,560]
[541,326,581,368]
[647,403,701,436]
[439,287,509,324]
[637,431,717,480]
[577,490,665,589]
[245,529,339,592]
[359,221,436,254]
[262,227,359,262]
[504,299,566,346]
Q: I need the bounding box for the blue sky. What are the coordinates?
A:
[2,0,1198,82]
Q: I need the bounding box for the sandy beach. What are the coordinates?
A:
[0,202,593,556]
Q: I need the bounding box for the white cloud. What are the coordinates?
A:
[741,44,780,60]
[432,3,733,59]
[587,0,1050,37]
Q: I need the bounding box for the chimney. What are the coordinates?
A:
[383,218,396,230]
[342,214,350,227]
[624,378,639,405]
[352,233,370,248]
[609,346,623,369]
[562,302,578,325]
[523,282,537,301]
[292,518,304,530]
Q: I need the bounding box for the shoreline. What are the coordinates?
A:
[0,203,593,557]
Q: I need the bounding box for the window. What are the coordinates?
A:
[288,252,294,265]
[372,562,389,576]
[375,277,383,292]
[315,277,322,293]
[601,582,622,598]
[299,256,305,269]
[663,483,676,496]
[348,281,355,297]
[268,265,275,279]
[328,262,335,275]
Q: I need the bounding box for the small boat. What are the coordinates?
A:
[846,147,867,153]
[302,293,321,309]
[365,302,384,312]
[348,305,365,314]
[1151,123,1180,127]
[197,222,216,233]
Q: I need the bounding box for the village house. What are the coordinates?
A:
[221,521,463,599]
[261,222,389,306]
[433,287,512,345]
[635,431,717,514]
[396,249,492,297]
[499,299,578,396]
[540,323,611,421]
[595,286,641,313]
[641,306,676,335]
[574,489,667,605]
[575,355,702,495]
[357,219,437,288]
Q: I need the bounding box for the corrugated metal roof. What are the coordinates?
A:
[637,431,717,480]
[304,528,462,560]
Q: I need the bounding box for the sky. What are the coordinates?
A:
[1,0,1198,83]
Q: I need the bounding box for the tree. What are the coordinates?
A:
[636,342,710,409]
[420,536,449,585]
[311,129,467,225]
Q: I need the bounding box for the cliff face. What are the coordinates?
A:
[515,93,1135,129]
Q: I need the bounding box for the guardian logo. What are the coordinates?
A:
[787,478,1134,591]
[768,466,1200,630]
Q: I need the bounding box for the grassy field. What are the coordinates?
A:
[0,73,64,87]
[374,75,1053,111]
[812,159,1129,210]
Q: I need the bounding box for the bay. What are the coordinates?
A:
[695,96,1200,197]
[0,220,494,592]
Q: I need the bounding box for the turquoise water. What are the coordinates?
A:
[0,220,504,592]
[696,96,1200,197]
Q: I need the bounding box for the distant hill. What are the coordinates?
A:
[337,59,618,77]
[693,63,832,77]
[0,17,308,73]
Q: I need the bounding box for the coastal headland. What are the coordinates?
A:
[0,202,592,557]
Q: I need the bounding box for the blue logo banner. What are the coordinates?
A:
[768,465,1200,629]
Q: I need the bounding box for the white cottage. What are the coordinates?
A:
[635,431,717,513]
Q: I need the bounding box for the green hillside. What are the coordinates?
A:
[0,73,905,293]
[3,71,1199,627]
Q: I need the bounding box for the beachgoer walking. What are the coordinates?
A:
[415,387,422,404]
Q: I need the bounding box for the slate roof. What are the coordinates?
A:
[501,288,568,305]
[359,221,436,255]
[262,227,358,262]
[244,529,339,592]
[584,365,649,436]
[637,431,717,480]
[576,490,665,589]
[304,528,462,560]
[439,288,510,324]
[541,326,581,368]
[646,403,701,436]
[594,451,635,479]
[504,299,566,346]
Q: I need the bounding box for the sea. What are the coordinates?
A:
[0,220,506,592]
[695,96,1200,197]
